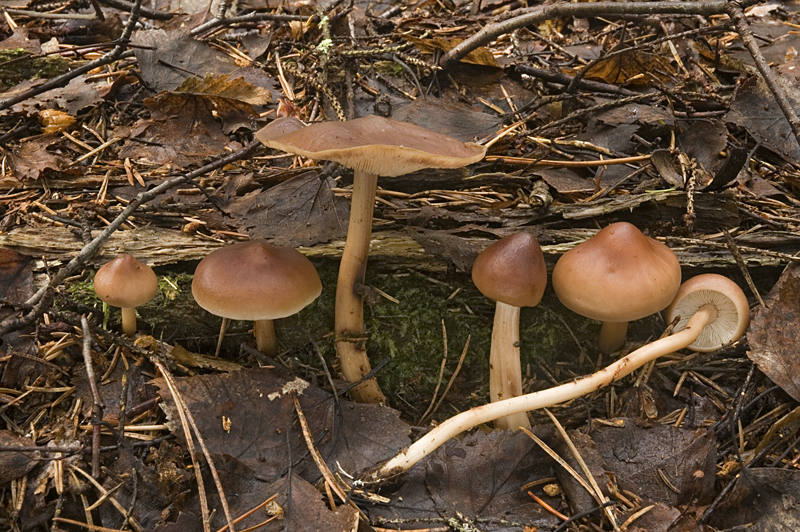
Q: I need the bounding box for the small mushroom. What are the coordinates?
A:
[93,254,158,336]
[552,222,681,353]
[368,274,749,480]
[257,115,486,403]
[191,241,322,357]
[472,232,547,431]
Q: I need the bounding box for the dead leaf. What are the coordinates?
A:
[235,170,350,247]
[582,50,675,85]
[707,468,800,531]
[176,73,272,106]
[726,74,800,163]
[747,263,800,402]
[119,91,244,168]
[406,35,499,68]
[370,430,561,531]
[131,22,240,93]
[0,431,38,484]
[154,368,410,483]
[7,136,70,180]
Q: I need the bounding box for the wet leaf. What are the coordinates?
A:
[708,468,800,531]
[0,248,33,304]
[747,263,800,402]
[0,431,38,483]
[370,430,561,531]
[582,50,675,85]
[176,73,271,106]
[7,136,70,180]
[154,368,410,483]
[726,75,800,163]
[131,22,240,93]
[119,91,243,168]
[406,35,499,67]
[235,170,350,247]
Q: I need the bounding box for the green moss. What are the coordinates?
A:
[0,50,74,88]
[372,60,405,77]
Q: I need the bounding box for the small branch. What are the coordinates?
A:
[725,0,800,151]
[81,316,104,479]
[440,0,759,68]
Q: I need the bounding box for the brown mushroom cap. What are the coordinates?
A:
[192,240,322,321]
[552,222,681,322]
[472,232,547,308]
[94,255,158,308]
[256,115,486,177]
[664,274,749,352]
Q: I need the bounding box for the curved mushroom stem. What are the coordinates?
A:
[254,319,278,357]
[490,301,530,431]
[120,307,137,336]
[367,304,717,481]
[598,321,628,354]
[335,170,386,404]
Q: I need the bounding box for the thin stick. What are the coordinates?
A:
[80,316,104,478]
[426,336,471,424]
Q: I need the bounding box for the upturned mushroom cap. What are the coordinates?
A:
[192,240,322,321]
[472,232,547,308]
[552,222,681,322]
[94,254,158,308]
[256,115,487,177]
[664,274,749,352]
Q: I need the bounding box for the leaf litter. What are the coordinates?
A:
[2,0,800,530]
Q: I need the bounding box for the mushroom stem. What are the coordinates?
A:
[254,319,278,357]
[335,170,386,404]
[490,301,530,431]
[368,304,717,481]
[120,307,137,336]
[598,321,628,354]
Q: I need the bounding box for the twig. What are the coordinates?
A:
[421,335,470,425]
[725,0,800,151]
[417,321,449,425]
[81,316,104,479]
[440,0,758,68]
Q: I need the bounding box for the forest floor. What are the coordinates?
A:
[1,0,800,531]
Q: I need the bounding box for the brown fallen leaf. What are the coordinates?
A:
[747,263,800,402]
[0,431,39,484]
[7,136,71,180]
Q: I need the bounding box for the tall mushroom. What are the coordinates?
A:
[191,240,322,357]
[552,222,681,353]
[472,232,547,431]
[256,115,486,403]
[368,274,749,480]
[93,254,159,336]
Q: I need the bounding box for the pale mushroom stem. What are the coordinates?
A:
[335,170,386,404]
[254,319,278,357]
[368,304,717,480]
[490,301,531,431]
[598,321,628,354]
[121,307,137,336]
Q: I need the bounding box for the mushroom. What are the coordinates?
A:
[472,232,547,431]
[256,115,486,403]
[368,274,749,480]
[552,222,681,353]
[191,240,322,357]
[93,254,159,336]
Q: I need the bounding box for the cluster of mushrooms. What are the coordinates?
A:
[92,115,752,480]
